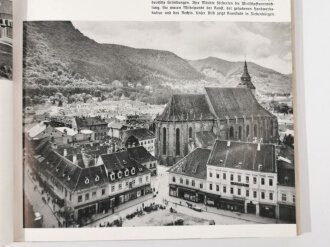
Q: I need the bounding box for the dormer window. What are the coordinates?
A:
[95,175,99,182]
[85,177,89,184]
[118,171,122,179]
[125,169,129,177]
[138,167,143,172]
[131,167,135,175]
[123,160,127,165]
[110,172,115,181]
[67,175,71,181]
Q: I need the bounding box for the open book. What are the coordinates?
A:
[0,0,298,244]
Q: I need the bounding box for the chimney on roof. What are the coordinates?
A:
[258,164,263,171]
[63,148,67,157]
[107,146,112,154]
[81,149,90,168]
[257,143,261,151]
[73,153,77,165]
[227,140,231,147]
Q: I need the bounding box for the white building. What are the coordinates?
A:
[121,128,156,156]
[168,140,280,219]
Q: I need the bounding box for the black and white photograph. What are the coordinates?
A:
[22,21,296,228]
[0,0,12,80]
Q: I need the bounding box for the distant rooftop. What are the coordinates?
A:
[122,128,155,142]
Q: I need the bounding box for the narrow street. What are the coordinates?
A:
[24,165,59,228]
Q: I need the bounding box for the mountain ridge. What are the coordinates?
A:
[23,21,292,107]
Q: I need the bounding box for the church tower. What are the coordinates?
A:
[238,59,256,95]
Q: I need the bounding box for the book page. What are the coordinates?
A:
[15,0,297,242]
[0,0,13,245]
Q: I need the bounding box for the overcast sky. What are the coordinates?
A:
[72,21,292,74]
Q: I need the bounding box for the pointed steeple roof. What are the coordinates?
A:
[238,59,255,90]
[241,59,251,80]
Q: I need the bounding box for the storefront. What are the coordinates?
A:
[219,197,245,213]
[279,204,296,222]
[169,185,202,203]
[169,185,178,197]
[205,193,219,207]
[259,203,276,218]
[97,198,110,214]
[111,184,150,207]
[77,203,97,219]
[178,187,198,202]
[246,201,257,214]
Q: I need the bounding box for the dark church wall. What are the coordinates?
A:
[217,116,278,143]
[155,120,215,166]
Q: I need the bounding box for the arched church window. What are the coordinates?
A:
[239,126,242,139]
[246,125,250,138]
[254,124,258,137]
[270,120,274,137]
[162,127,166,155]
[189,127,193,139]
[229,126,234,138]
[176,128,180,156]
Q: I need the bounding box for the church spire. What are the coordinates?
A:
[238,58,256,95]
[241,58,251,82]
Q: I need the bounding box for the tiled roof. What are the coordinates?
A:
[195,131,216,148]
[100,150,150,179]
[74,116,107,128]
[29,139,108,192]
[122,128,155,142]
[168,148,211,179]
[127,146,157,163]
[55,127,77,136]
[108,122,126,129]
[28,121,48,138]
[207,140,276,173]
[205,87,273,118]
[157,94,215,122]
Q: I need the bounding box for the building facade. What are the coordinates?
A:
[277,159,296,222]
[168,140,284,220]
[26,138,152,225]
[72,116,108,141]
[127,146,158,176]
[121,128,156,156]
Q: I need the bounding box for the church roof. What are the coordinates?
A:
[207,140,276,173]
[157,94,215,122]
[195,131,216,148]
[205,87,273,118]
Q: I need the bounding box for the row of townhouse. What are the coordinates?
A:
[168,140,296,222]
[26,139,152,224]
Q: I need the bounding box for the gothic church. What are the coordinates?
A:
[155,61,278,165]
